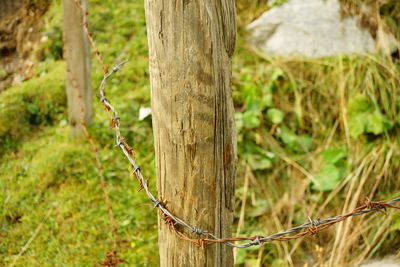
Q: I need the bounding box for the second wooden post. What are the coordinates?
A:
[63,0,92,138]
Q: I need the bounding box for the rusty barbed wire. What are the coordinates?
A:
[98,60,400,249]
[71,0,400,250]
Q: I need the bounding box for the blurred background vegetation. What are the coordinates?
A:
[0,0,399,266]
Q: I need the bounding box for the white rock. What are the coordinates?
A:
[138,107,152,121]
[247,0,398,58]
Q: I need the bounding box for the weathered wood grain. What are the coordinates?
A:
[145,1,237,266]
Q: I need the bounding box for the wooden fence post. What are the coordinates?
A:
[63,0,92,138]
[145,1,237,266]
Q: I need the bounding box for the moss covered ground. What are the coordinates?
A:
[1,0,399,266]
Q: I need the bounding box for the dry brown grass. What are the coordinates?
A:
[234,2,399,264]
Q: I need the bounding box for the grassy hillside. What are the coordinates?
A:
[1,0,399,266]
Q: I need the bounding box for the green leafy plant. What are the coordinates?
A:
[347,94,394,138]
[266,108,284,124]
[312,146,348,191]
[234,68,287,171]
[277,126,313,154]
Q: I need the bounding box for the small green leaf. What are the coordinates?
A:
[243,110,261,129]
[298,135,313,152]
[270,68,284,80]
[383,118,394,131]
[279,126,297,145]
[247,154,272,170]
[348,112,367,138]
[322,146,347,164]
[27,103,40,115]
[312,164,341,191]
[266,108,284,124]
[366,111,384,135]
[247,199,269,217]
[278,127,313,153]
[348,94,371,113]
[262,94,273,108]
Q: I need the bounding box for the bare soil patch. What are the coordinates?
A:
[0,0,49,91]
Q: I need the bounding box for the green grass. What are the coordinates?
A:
[1,0,399,266]
[0,62,66,152]
[0,126,158,266]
